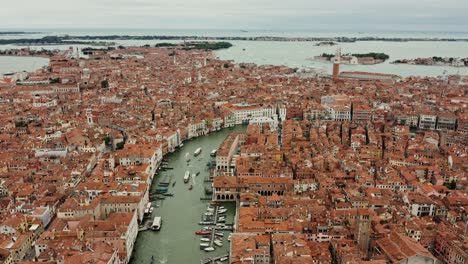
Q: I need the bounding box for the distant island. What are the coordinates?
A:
[313,52,390,65]
[392,56,468,67]
[154,41,232,50]
[314,41,337,46]
[0,35,468,46]
[0,31,42,35]
[0,36,111,46]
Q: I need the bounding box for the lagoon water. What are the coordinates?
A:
[0,29,467,76]
[0,56,49,74]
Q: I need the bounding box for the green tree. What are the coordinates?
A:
[449,180,457,190]
[50,77,60,83]
[101,80,109,89]
[102,136,111,145]
[116,142,125,150]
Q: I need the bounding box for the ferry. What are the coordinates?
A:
[210,149,217,156]
[194,147,202,156]
[183,171,190,183]
[151,216,162,231]
[195,230,212,235]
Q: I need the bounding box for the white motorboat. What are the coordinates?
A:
[194,147,202,156]
[204,247,215,252]
[214,240,223,247]
[184,171,190,183]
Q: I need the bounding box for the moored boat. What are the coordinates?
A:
[195,230,212,235]
[210,149,217,156]
[204,247,215,252]
[200,243,210,247]
[151,216,162,231]
[214,240,223,247]
[200,238,210,242]
[199,221,214,225]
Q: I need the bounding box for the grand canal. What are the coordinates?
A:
[130,126,246,264]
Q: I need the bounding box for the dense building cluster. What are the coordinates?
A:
[0,46,466,264]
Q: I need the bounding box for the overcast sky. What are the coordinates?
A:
[1,0,467,32]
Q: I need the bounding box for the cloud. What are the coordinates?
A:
[0,0,467,31]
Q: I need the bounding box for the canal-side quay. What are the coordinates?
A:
[130,126,246,264]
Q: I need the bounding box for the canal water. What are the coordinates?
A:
[131,126,246,264]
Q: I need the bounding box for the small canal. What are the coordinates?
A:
[130,126,246,264]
